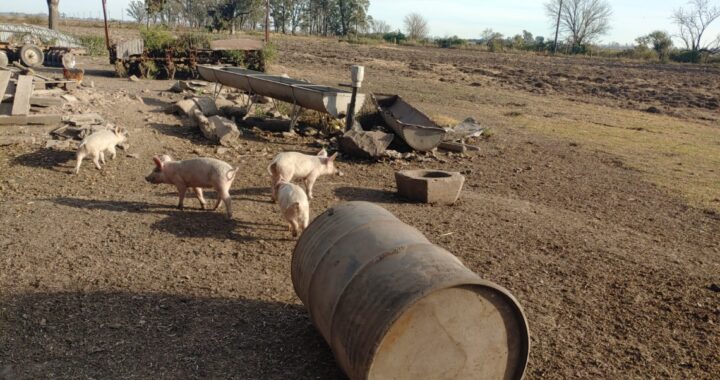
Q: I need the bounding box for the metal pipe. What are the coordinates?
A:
[102,0,111,50]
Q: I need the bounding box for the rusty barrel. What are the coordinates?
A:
[292,202,530,380]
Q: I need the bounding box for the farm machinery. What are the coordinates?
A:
[108,37,266,80]
[0,23,83,69]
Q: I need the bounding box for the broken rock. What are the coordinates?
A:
[45,139,72,150]
[339,130,394,159]
[195,110,240,146]
[193,97,220,117]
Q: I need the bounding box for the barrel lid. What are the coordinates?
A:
[368,283,530,380]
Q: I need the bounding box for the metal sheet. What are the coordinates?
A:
[372,94,446,152]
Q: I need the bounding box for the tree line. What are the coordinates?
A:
[127,0,376,37]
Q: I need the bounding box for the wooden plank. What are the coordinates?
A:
[30,96,64,107]
[0,72,11,101]
[0,114,63,125]
[33,88,67,96]
[11,75,33,116]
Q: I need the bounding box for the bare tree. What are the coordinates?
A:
[404,13,429,40]
[672,0,720,52]
[47,0,60,30]
[127,1,147,24]
[369,18,392,34]
[544,0,612,47]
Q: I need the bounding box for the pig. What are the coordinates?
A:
[74,125,127,174]
[267,149,338,202]
[275,180,310,237]
[145,155,239,218]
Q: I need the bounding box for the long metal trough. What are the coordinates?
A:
[198,65,365,119]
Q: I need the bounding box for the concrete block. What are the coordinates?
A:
[395,169,465,205]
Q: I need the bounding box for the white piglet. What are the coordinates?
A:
[145,156,239,219]
[75,125,127,174]
[276,180,310,237]
[267,149,338,201]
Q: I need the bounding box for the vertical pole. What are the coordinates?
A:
[102,0,111,50]
[553,0,563,54]
[345,86,359,131]
[346,66,365,131]
[265,0,270,44]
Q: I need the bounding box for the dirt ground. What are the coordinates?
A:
[1,35,719,379]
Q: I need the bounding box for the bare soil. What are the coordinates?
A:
[1,36,719,379]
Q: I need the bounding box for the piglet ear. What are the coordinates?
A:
[317,149,328,157]
[152,156,164,169]
[329,152,338,161]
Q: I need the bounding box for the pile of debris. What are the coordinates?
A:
[0,66,80,126]
[169,94,241,147]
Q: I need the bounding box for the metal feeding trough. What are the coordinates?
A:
[197,65,365,129]
[395,169,465,205]
[292,202,530,380]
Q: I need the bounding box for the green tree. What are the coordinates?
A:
[636,31,674,62]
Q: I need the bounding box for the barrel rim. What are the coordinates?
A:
[364,278,531,380]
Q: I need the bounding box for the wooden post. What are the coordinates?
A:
[553,0,563,54]
[102,0,111,50]
[265,0,270,44]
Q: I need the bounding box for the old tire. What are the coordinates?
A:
[61,53,76,69]
[0,51,8,68]
[20,44,44,68]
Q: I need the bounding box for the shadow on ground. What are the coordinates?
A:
[50,197,260,241]
[0,292,344,379]
[334,186,400,204]
[12,149,75,171]
[149,122,207,142]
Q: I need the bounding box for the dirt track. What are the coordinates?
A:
[1,38,719,379]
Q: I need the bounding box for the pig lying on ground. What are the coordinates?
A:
[267,149,338,201]
[145,155,238,218]
[75,125,127,174]
[275,180,310,237]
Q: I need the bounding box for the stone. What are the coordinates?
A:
[45,139,71,150]
[215,146,230,155]
[339,130,394,159]
[196,111,240,146]
[173,99,199,116]
[61,94,78,103]
[395,170,465,205]
[129,75,140,82]
[383,150,403,160]
[127,153,140,159]
[193,96,219,116]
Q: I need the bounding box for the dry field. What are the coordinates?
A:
[1,30,719,379]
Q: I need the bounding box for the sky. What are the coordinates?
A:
[3,0,720,45]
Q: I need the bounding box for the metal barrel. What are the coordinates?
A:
[292,202,530,380]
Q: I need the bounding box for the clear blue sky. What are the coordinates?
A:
[4,0,720,45]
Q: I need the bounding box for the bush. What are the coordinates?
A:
[436,36,466,49]
[77,35,107,56]
[175,32,211,50]
[383,31,407,44]
[140,26,174,52]
[487,38,504,52]
[670,50,706,64]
